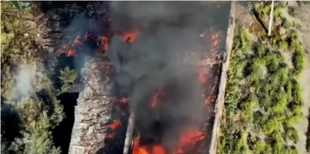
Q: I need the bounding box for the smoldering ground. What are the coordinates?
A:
[108,2,218,150]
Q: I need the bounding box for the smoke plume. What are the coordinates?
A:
[11,65,37,101]
[108,2,218,150]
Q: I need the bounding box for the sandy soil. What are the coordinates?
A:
[289,3,310,154]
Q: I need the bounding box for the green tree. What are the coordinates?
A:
[7,98,63,154]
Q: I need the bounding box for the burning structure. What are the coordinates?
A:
[66,2,232,154]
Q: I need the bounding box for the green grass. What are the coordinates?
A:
[218,2,306,154]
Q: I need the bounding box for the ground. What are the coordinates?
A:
[294,3,310,153]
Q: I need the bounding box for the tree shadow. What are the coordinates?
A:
[52,92,79,154]
[306,107,310,152]
[1,101,22,145]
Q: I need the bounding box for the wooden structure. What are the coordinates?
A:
[209,2,236,154]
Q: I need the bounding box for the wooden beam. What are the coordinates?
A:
[268,0,275,36]
[123,113,135,154]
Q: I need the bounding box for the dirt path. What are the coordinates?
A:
[286,3,310,154]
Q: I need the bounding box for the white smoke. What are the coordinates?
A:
[11,65,39,101]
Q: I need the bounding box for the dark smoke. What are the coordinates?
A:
[108,2,219,150]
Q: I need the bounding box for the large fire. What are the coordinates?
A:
[133,128,204,154]
[57,27,221,154]
[128,28,222,154]
[57,27,221,153]
[56,2,226,154]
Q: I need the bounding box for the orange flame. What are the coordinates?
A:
[57,35,84,57]
[120,98,129,104]
[101,35,110,51]
[151,89,165,108]
[108,120,121,129]
[113,97,129,104]
[151,93,160,108]
[198,71,207,84]
[133,138,166,154]
[132,28,221,154]
[121,31,138,43]
[133,127,204,154]
[106,133,116,139]
[73,35,83,47]
[176,128,204,154]
[67,49,77,57]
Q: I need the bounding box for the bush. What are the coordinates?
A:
[284,146,298,154]
[261,118,282,134]
[291,79,303,104]
[285,127,299,143]
[288,6,298,17]
[252,139,267,153]
[273,7,283,18]
[236,133,250,154]
[58,67,77,94]
[285,114,303,127]
[278,41,289,50]
[292,51,305,76]
[256,45,267,57]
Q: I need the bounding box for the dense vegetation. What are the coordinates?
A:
[218,2,306,154]
[1,2,76,154]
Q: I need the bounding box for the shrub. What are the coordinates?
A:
[283,19,294,29]
[58,67,77,94]
[256,45,267,57]
[273,7,283,18]
[287,6,298,17]
[292,51,305,76]
[236,133,250,154]
[285,114,303,127]
[239,27,252,50]
[261,118,281,134]
[278,41,289,50]
[285,127,299,143]
[291,79,303,104]
[252,139,267,153]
